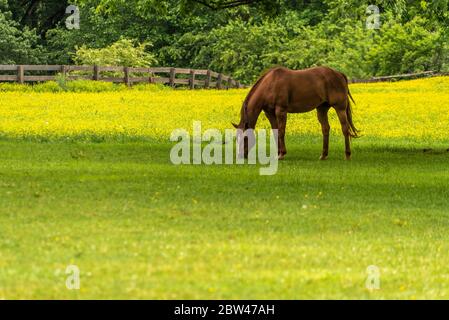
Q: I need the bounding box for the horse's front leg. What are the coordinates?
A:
[264,109,278,133]
[275,107,287,160]
[264,109,280,152]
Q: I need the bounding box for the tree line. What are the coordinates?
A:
[1,0,448,83]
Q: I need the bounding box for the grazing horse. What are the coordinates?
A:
[232,66,359,160]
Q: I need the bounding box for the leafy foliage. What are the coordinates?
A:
[0,6,45,64]
[73,38,158,67]
[2,0,449,82]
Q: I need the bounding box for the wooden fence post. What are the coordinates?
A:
[93,65,100,81]
[189,69,195,90]
[205,70,211,89]
[226,78,232,90]
[149,68,155,83]
[169,67,176,87]
[217,73,223,89]
[17,65,24,84]
[124,67,130,86]
[61,65,67,77]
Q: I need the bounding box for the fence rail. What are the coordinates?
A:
[350,71,446,83]
[0,65,243,89]
[1,65,446,88]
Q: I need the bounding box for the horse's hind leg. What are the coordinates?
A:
[275,106,287,160]
[335,103,351,160]
[317,103,331,160]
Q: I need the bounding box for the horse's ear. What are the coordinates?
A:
[231,122,239,129]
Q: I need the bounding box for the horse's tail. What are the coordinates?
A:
[346,98,359,138]
[339,71,359,138]
[348,90,356,105]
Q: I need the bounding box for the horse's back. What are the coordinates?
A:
[265,66,348,109]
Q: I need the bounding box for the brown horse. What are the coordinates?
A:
[232,66,359,160]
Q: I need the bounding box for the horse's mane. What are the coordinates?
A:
[242,68,273,128]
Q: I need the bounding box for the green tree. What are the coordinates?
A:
[73,38,158,67]
[2,0,448,81]
[0,3,45,64]
[368,16,446,75]
[7,0,69,37]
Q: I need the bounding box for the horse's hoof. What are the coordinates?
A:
[345,156,351,161]
[319,155,328,160]
[278,154,285,160]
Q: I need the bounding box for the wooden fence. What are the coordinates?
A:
[0,65,446,88]
[350,71,446,83]
[0,65,243,89]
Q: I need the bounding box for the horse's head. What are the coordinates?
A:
[232,85,260,159]
[232,109,250,158]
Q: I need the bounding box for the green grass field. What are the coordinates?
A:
[1,136,449,299]
[1,78,449,299]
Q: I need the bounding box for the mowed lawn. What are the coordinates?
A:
[0,78,449,299]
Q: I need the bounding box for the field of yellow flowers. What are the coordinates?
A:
[1,77,449,299]
[0,76,448,141]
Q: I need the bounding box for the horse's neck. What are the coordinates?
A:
[247,101,263,128]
